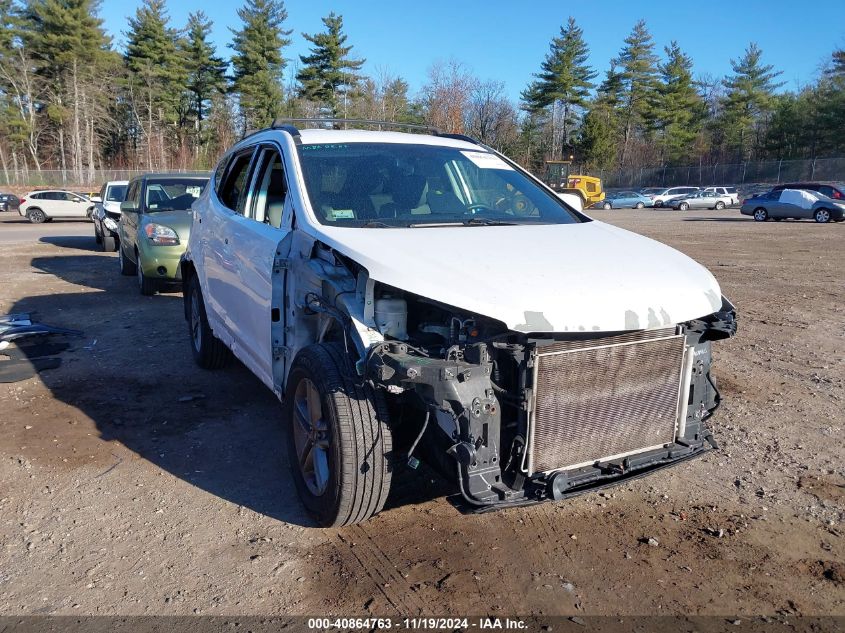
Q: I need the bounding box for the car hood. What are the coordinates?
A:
[141,210,193,241]
[314,221,724,333]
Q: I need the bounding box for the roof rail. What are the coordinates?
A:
[436,132,481,145]
[270,117,441,135]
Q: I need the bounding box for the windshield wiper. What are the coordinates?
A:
[360,220,393,228]
[462,217,517,226]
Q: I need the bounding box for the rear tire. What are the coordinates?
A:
[753,208,768,222]
[602,202,612,210]
[27,208,46,224]
[186,274,231,370]
[118,243,137,275]
[102,234,116,252]
[814,208,831,223]
[635,202,644,209]
[94,225,102,244]
[679,202,689,211]
[285,342,393,527]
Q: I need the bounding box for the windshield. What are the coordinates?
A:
[297,142,582,227]
[106,185,127,202]
[144,178,208,212]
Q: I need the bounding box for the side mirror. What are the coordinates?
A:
[120,200,138,213]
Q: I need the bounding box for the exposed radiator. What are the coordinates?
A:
[528,330,687,474]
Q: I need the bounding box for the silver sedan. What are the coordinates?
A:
[671,191,731,210]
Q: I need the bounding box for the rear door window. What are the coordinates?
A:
[218,150,255,212]
[246,147,288,228]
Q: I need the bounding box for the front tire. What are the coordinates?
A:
[186,274,230,370]
[814,208,831,223]
[102,234,116,252]
[715,201,725,210]
[679,202,689,211]
[602,202,612,210]
[753,208,768,222]
[285,342,393,527]
[27,208,46,224]
[136,253,157,296]
[635,202,644,209]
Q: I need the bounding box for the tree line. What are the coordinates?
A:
[1,0,843,183]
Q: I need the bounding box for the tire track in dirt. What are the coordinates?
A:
[335,527,428,615]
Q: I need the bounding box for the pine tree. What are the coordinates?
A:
[24,0,117,179]
[720,43,783,160]
[578,65,624,170]
[520,17,595,155]
[653,42,704,163]
[297,12,365,117]
[181,11,227,152]
[230,0,292,130]
[614,19,659,166]
[125,0,185,124]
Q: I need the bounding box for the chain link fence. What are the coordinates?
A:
[0,169,190,189]
[597,157,845,189]
[2,158,845,191]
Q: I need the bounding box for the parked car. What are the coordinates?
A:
[92,180,128,251]
[740,188,844,223]
[672,191,732,211]
[702,186,739,205]
[18,189,95,223]
[596,190,653,209]
[0,192,19,212]
[649,186,700,207]
[180,120,737,527]
[771,182,845,201]
[117,172,209,295]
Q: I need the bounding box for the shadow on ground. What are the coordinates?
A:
[10,250,447,528]
[39,235,99,250]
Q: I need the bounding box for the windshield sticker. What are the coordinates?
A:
[186,186,201,197]
[460,151,514,171]
[331,209,355,220]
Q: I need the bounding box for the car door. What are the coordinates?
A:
[39,191,64,217]
[67,192,89,217]
[202,147,258,338]
[222,145,292,391]
[120,180,142,256]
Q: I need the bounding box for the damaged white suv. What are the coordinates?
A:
[181,120,737,526]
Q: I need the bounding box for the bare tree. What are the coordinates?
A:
[421,60,478,132]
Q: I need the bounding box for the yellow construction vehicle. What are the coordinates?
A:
[544,159,605,207]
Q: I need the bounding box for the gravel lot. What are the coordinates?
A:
[0,209,842,617]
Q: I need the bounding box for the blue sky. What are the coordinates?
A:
[99,0,844,101]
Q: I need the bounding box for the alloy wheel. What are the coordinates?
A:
[815,209,830,223]
[292,377,331,497]
[754,209,768,222]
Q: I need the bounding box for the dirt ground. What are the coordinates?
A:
[0,209,842,619]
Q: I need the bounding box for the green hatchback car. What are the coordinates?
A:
[117,172,210,295]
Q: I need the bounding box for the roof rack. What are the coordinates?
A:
[270,117,442,136]
[242,118,484,149]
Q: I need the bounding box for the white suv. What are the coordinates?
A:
[702,186,739,205]
[182,120,737,526]
[650,186,700,208]
[18,189,94,223]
